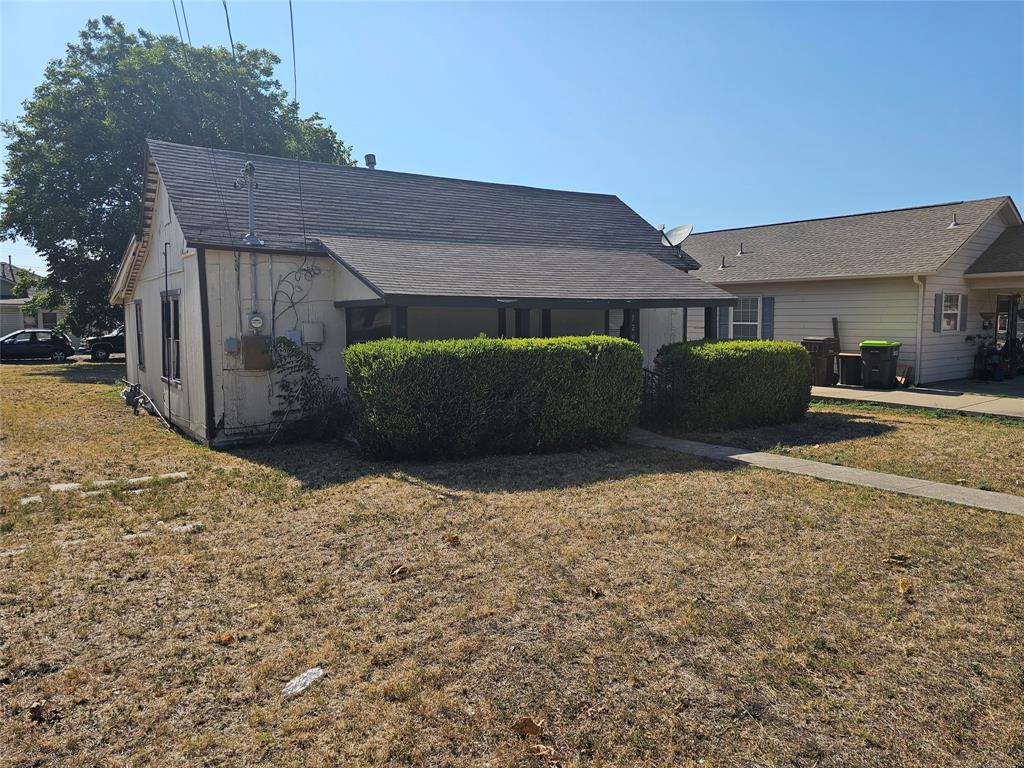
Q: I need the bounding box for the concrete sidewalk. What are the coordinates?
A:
[631,429,1024,516]
[811,383,1024,418]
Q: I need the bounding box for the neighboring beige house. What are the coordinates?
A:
[0,259,70,338]
[109,140,735,445]
[670,197,1024,384]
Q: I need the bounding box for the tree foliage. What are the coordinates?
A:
[1,16,353,334]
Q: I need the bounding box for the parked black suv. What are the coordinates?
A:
[79,327,126,361]
[0,329,76,362]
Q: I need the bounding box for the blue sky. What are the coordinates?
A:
[2,1,1022,274]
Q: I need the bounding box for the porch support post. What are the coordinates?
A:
[497,308,507,337]
[541,309,552,338]
[682,307,688,341]
[393,306,408,339]
[514,308,531,337]
[704,307,718,340]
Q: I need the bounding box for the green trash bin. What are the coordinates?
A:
[859,340,901,388]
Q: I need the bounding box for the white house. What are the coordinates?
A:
[0,260,70,338]
[671,197,1024,384]
[109,140,735,445]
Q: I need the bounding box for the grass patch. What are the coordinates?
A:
[1,362,1023,766]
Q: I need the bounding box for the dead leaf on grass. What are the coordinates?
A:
[389,564,409,583]
[588,585,604,599]
[527,743,557,759]
[728,534,748,548]
[512,716,544,737]
[214,632,235,646]
[443,534,461,547]
[897,577,913,595]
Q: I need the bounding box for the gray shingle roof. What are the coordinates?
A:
[679,197,1014,283]
[966,225,1024,275]
[317,234,731,305]
[146,140,731,305]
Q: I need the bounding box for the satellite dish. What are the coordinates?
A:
[661,224,693,247]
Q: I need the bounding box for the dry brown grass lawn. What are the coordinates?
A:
[2,361,1023,767]
[682,400,1024,496]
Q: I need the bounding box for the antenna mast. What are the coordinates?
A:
[234,161,264,246]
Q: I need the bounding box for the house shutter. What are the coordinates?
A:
[718,307,730,340]
[761,297,775,340]
[932,293,942,333]
[959,294,968,331]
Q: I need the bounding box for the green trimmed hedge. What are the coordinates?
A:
[652,340,811,431]
[344,336,643,459]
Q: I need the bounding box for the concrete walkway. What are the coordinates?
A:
[631,429,1024,516]
[812,381,1024,418]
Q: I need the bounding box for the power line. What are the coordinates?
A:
[168,0,233,239]
[170,0,184,43]
[220,0,249,157]
[288,0,308,246]
[179,0,193,46]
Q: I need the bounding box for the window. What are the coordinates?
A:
[22,313,37,328]
[134,301,145,369]
[6,331,32,345]
[731,296,761,339]
[941,293,962,332]
[42,312,58,327]
[346,307,393,345]
[34,331,52,343]
[161,293,180,381]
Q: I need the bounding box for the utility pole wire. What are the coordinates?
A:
[288,0,308,245]
[221,0,250,157]
[179,0,193,46]
[168,0,233,238]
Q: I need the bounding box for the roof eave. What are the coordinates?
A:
[703,270,936,286]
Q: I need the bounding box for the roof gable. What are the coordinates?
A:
[680,197,1013,283]
[966,224,1024,275]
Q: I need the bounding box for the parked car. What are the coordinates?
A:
[0,329,76,362]
[79,327,126,361]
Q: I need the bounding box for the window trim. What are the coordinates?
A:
[161,293,181,382]
[730,295,762,340]
[134,299,145,370]
[940,292,963,334]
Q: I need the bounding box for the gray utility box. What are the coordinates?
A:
[241,334,273,370]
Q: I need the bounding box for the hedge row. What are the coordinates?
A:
[344,336,643,459]
[652,340,811,431]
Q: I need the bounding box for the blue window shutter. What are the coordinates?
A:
[933,293,942,333]
[761,297,775,339]
[718,307,730,339]
[959,294,968,331]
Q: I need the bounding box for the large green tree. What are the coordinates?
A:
[1,16,353,334]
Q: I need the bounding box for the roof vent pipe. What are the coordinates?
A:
[718,254,727,270]
[737,242,745,256]
[364,154,376,170]
[948,212,960,229]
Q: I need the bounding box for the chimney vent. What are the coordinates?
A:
[364,153,377,170]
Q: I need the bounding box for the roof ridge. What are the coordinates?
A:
[691,196,1011,236]
[145,138,622,202]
